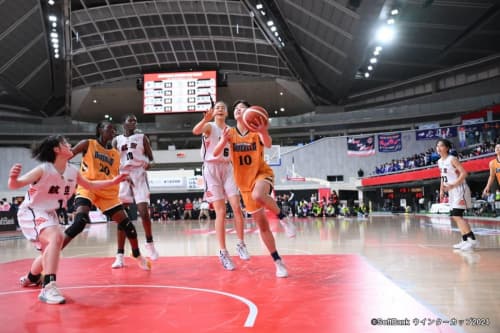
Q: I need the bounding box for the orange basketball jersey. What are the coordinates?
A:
[492,158,500,185]
[227,127,274,191]
[78,139,120,197]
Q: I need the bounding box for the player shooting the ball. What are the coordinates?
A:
[213,100,289,278]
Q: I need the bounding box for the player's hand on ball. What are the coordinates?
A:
[251,116,268,133]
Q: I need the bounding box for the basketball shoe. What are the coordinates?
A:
[38,282,65,304]
[135,255,152,271]
[279,214,296,238]
[275,259,288,278]
[236,242,250,260]
[219,249,235,270]
[453,239,479,251]
[111,253,125,269]
[458,238,479,251]
[145,242,159,260]
[19,274,42,287]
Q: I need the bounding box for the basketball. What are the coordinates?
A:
[242,105,269,131]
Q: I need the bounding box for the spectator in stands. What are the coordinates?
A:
[199,200,210,220]
[325,203,335,217]
[183,198,193,220]
[159,198,169,221]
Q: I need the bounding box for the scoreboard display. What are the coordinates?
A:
[143,70,217,114]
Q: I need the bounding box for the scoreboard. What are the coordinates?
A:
[143,70,217,114]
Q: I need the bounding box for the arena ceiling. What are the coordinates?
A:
[0,0,499,128]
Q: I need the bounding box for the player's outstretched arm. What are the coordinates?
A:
[76,172,129,190]
[192,108,214,135]
[70,139,90,159]
[254,117,272,148]
[8,164,43,190]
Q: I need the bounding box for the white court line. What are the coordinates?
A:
[280,247,313,255]
[0,284,258,327]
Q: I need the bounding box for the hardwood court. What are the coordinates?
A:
[0,214,499,333]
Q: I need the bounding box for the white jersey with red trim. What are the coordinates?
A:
[20,162,78,212]
[201,122,231,162]
[115,133,149,170]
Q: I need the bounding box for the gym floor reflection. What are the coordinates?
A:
[1,213,499,332]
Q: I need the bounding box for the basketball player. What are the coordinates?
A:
[192,100,250,271]
[436,139,478,251]
[482,143,500,210]
[110,114,159,268]
[213,100,288,277]
[9,135,128,304]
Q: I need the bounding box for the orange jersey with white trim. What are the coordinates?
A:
[227,127,273,191]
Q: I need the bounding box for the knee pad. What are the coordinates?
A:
[64,212,89,238]
[118,218,137,239]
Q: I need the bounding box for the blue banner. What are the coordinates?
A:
[416,127,457,140]
[378,133,402,152]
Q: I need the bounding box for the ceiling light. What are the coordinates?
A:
[369,57,377,64]
[280,42,285,47]
[374,49,380,56]
[270,26,277,32]
[54,54,59,59]
[364,72,370,78]
[260,10,266,16]
[50,32,58,38]
[274,110,278,115]
[256,4,263,10]
[274,31,279,36]
[280,107,285,112]
[52,22,57,27]
[267,20,274,26]
[48,0,55,5]
[375,46,383,52]
[280,92,283,96]
[375,26,396,44]
[391,9,399,16]
[48,15,57,22]
[387,18,395,25]
[367,65,373,71]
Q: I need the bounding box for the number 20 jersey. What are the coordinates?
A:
[78,139,120,197]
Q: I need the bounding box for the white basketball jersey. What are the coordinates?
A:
[201,122,231,162]
[20,163,78,211]
[438,155,459,184]
[115,133,149,169]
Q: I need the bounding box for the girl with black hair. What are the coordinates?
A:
[436,138,478,251]
[9,135,128,304]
